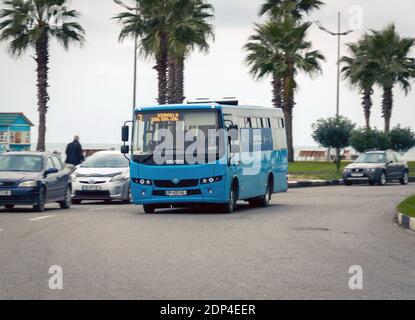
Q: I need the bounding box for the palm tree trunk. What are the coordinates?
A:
[154,33,168,105]
[282,74,295,163]
[35,31,49,152]
[382,86,393,132]
[271,75,282,109]
[362,87,373,129]
[175,56,185,104]
[167,55,177,104]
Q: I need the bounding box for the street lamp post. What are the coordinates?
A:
[316,12,353,117]
[114,0,139,117]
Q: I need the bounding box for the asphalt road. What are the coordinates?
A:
[0,184,414,300]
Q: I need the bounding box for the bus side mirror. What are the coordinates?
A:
[121,145,130,154]
[121,126,129,142]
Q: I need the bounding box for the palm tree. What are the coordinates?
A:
[259,0,324,20]
[0,0,85,151]
[365,24,415,132]
[245,19,324,162]
[341,36,376,128]
[115,0,171,105]
[166,0,214,104]
[115,0,214,105]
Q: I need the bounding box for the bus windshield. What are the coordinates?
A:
[133,110,224,165]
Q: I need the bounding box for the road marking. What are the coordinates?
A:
[87,207,113,211]
[29,215,56,221]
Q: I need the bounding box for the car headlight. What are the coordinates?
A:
[18,180,38,188]
[132,178,152,185]
[343,168,351,173]
[110,174,129,182]
[365,168,377,172]
[200,176,223,184]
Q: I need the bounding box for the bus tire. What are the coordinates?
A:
[221,183,237,213]
[143,204,156,214]
[257,178,272,208]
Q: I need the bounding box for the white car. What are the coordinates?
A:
[71,151,131,204]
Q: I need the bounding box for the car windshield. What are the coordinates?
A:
[0,155,43,172]
[354,153,386,164]
[81,154,129,168]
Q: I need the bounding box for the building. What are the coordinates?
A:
[0,113,34,152]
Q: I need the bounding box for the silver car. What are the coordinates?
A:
[71,151,130,204]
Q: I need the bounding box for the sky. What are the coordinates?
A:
[1,0,414,146]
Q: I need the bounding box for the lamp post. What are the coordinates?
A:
[316,12,353,117]
[114,0,139,117]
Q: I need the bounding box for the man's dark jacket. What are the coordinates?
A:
[65,140,85,166]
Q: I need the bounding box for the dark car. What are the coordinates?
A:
[0,152,72,212]
[343,150,409,186]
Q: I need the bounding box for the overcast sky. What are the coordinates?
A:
[1,0,414,146]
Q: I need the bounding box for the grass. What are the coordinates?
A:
[288,161,415,181]
[397,195,415,218]
[288,161,351,181]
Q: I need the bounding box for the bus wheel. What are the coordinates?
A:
[143,204,155,214]
[257,180,272,208]
[221,184,237,213]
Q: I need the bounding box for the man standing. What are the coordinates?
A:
[65,135,84,166]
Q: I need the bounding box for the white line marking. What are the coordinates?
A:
[87,207,113,211]
[29,215,56,221]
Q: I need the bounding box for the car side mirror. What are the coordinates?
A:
[44,168,58,176]
[121,126,130,142]
[121,145,130,154]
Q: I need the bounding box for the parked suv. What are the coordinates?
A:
[343,150,409,186]
[0,152,72,211]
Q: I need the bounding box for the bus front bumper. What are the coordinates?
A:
[131,183,228,205]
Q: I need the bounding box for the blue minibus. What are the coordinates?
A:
[121,101,288,213]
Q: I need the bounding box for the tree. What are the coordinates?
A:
[257,0,324,111]
[350,127,390,153]
[166,0,214,104]
[366,24,415,132]
[389,126,415,154]
[244,18,324,162]
[115,0,214,105]
[259,0,324,20]
[312,116,355,172]
[0,0,85,151]
[341,36,376,128]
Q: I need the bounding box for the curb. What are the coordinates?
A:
[288,177,415,189]
[288,179,343,188]
[397,212,415,232]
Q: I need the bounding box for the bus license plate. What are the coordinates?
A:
[165,190,187,197]
[0,190,11,196]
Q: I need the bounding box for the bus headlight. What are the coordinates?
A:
[132,178,152,185]
[200,176,223,184]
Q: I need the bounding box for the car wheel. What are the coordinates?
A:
[33,188,46,212]
[400,171,409,185]
[5,204,15,210]
[369,180,375,186]
[59,187,72,209]
[221,184,237,213]
[123,187,132,204]
[143,204,155,214]
[378,172,387,186]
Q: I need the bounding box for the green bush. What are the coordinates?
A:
[350,126,415,154]
[312,116,355,172]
